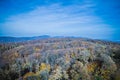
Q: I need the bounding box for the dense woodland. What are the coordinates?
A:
[0,38,120,80]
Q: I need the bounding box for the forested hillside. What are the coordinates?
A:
[0,38,120,80]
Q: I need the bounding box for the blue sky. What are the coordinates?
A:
[0,0,120,41]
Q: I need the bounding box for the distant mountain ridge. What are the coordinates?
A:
[0,35,50,43]
[0,35,120,44]
[0,35,78,43]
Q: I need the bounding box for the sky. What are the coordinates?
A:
[0,0,120,41]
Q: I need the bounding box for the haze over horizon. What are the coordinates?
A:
[0,0,120,41]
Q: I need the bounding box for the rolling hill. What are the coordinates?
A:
[0,37,120,80]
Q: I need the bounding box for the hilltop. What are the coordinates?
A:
[0,38,120,80]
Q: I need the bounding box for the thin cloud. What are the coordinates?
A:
[2,2,113,39]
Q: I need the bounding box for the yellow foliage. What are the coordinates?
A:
[35,47,40,52]
[87,61,112,80]
[115,71,120,80]
[87,62,97,73]
[23,72,35,80]
[40,63,50,71]
[70,53,75,58]
[100,69,111,80]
